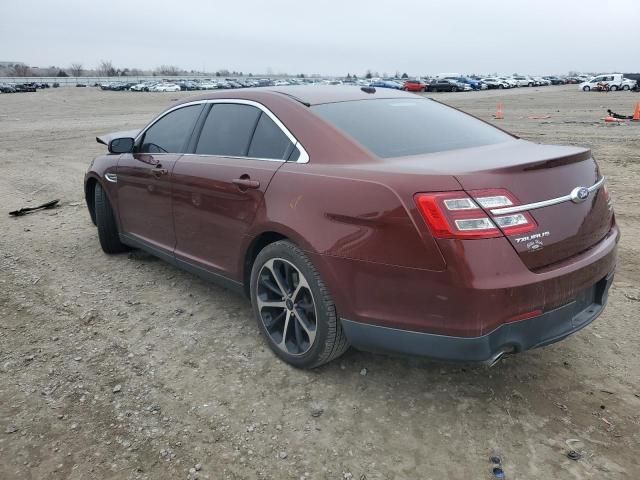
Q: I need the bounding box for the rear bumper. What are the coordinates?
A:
[341,273,613,362]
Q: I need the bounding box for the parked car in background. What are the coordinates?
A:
[482,78,509,89]
[428,78,466,92]
[544,76,566,85]
[447,77,483,90]
[402,79,427,92]
[621,78,637,90]
[579,74,625,91]
[0,83,17,93]
[14,83,37,92]
[86,86,617,368]
[511,76,534,87]
[533,77,550,86]
[498,77,518,88]
[177,81,199,91]
[370,80,403,90]
[148,83,180,92]
[131,82,151,92]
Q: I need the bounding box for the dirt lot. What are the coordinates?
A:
[1,85,639,480]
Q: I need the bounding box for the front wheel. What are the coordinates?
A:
[622,85,630,91]
[250,240,349,368]
[583,86,590,91]
[609,85,618,91]
[451,86,458,92]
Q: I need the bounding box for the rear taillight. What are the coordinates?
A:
[415,189,537,239]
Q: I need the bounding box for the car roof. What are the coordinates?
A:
[175,85,417,107]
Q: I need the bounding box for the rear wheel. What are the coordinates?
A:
[609,85,618,91]
[583,86,590,91]
[250,240,349,368]
[623,85,630,91]
[94,182,129,254]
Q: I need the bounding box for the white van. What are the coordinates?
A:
[579,74,625,91]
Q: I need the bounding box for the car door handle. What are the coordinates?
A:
[151,168,168,177]
[232,178,260,190]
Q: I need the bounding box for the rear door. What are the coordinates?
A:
[172,102,297,280]
[117,104,203,253]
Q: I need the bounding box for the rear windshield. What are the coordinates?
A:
[311,98,513,158]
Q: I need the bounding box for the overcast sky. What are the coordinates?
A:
[2,0,639,76]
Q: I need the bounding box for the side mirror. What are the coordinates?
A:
[108,137,135,154]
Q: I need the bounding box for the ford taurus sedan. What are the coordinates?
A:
[85,86,618,368]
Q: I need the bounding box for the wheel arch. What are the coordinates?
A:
[242,224,319,297]
[85,173,118,227]
[84,175,100,225]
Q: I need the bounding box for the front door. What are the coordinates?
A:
[116,103,203,253]
[172,102,297,281]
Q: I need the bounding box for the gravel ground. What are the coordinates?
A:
[0,85,639,480]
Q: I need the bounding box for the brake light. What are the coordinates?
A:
[415,192,501,239]
[415,189,537,239]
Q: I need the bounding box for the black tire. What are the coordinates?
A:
[609,85,618,91]
[250,240,349,368]
[622,85,630,91]
[451,86,457,92]
[498,84,504,89]
[94,182,129,254]
[583,86,590,91]
[430,86,437,92]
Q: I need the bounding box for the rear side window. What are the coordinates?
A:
[140,105,202,153]
[195,104,261,156]
[312,98,513,158]
[247,113,294,160]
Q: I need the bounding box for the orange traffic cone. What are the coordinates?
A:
[632,102,640,122]
[494,103,504,120]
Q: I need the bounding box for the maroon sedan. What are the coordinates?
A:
[85,86,618,368]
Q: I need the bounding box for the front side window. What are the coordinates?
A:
[195,104,261,156]
[139,105,202,153]
[312,98,513,158]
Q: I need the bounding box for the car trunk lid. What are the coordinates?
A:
[449,141,613,270]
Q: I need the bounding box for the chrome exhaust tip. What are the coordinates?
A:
[485,347,515,368]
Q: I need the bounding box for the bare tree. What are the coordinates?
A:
[97,60,117,77]
[12,64,31,77]
[69,63,83,77]
[157,65,180,76]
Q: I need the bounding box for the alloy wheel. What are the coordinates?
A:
[256,258,317,355]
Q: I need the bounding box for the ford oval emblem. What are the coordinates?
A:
[570,186,590,203]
